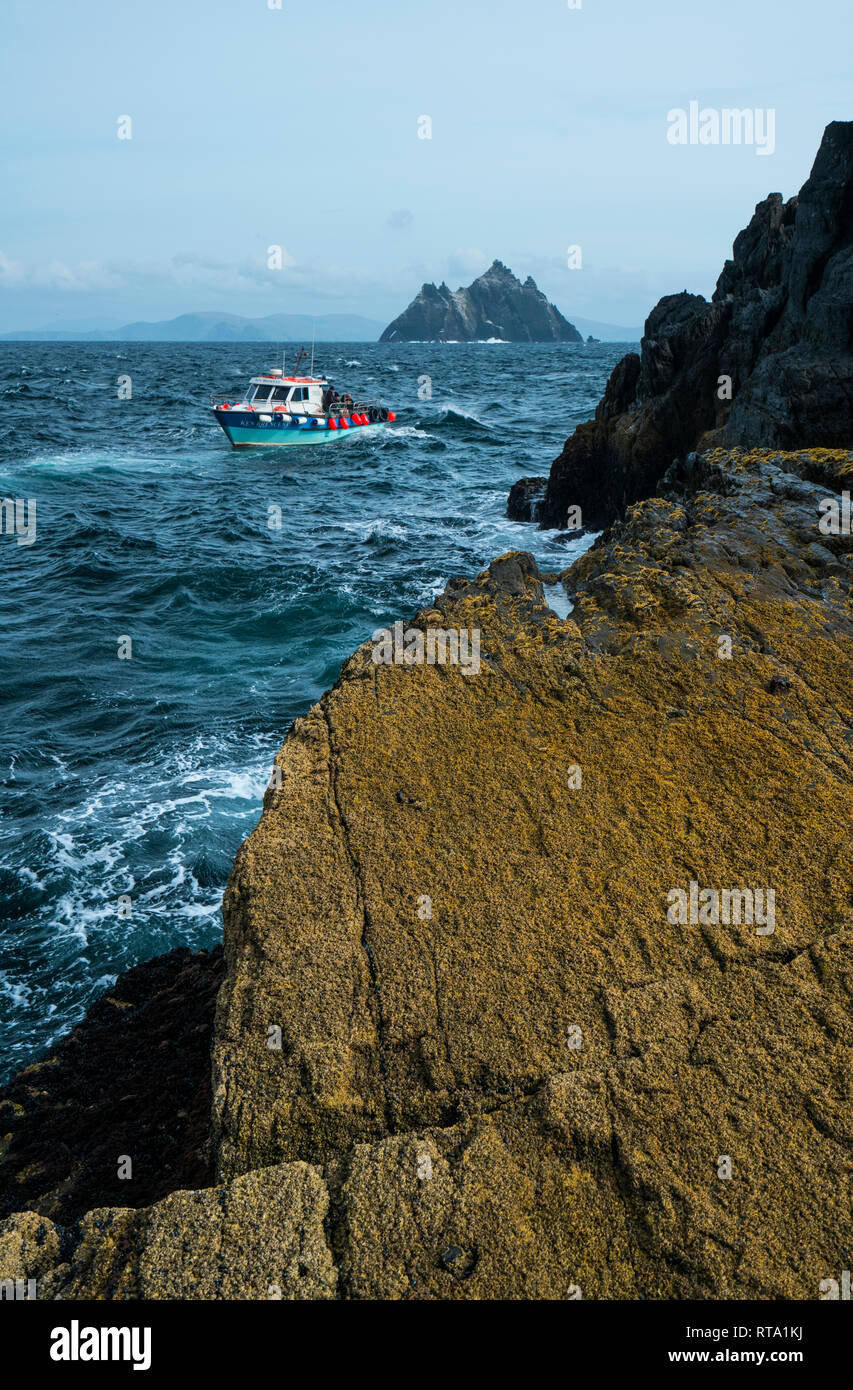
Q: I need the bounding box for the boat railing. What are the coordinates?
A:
[211,394,256,411]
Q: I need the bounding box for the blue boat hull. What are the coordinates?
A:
[214,410,388,448]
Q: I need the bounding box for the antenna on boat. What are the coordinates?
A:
[310,322,315,378]
[282,346,286,376]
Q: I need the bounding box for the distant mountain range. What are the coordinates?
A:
[0,305,641,344]
[568,316,642,342]
[0,312,386,343]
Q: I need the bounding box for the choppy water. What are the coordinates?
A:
[0,339,629,1080]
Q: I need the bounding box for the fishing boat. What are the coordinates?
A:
[212,352,395,448]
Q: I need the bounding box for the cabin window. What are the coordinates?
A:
[253,385,273,401]
[289,386,306,402]
[270,386,288,402]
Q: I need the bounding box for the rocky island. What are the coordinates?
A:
[380,260,582,342]
[1,123,851,1301]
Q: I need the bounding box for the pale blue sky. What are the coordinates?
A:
[1,0,849,331]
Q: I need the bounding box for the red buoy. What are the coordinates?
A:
[388,411,396,421]
[328,417,338,429]
[340,417,350,429]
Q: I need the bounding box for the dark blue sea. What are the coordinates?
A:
[0,340,629,1081]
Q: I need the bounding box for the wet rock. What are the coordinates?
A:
[767,674,792,693]
[507,476,548,522]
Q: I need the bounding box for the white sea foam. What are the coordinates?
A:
[543,584,574,619]
[0,972,32,1010]
[439,402,488,424]
[341,518,409,541]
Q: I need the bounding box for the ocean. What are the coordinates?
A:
[0,339,629,1082]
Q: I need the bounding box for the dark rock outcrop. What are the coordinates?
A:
[0,946,223,1225]
[506,475,548,522]
[527,121,853,530]
[380,260,582,343]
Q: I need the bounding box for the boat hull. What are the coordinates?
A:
[214,410,388,448]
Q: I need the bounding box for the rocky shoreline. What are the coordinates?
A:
[1,122,851,1301]
[2,441,852,1297]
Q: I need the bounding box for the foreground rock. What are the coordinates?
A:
[3,447,852,1298]
[527,121,853,530]
[209,447,853,1303]
[380,260,582,342]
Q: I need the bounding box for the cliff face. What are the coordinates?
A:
[528,121,853,530]
[380,260,582,342]
[4,446,852,1299]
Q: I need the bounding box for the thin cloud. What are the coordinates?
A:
[0,251,122,292]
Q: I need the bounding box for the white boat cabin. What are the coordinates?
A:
[242,370,327,415]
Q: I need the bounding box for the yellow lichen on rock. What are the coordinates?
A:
[2,448,851,1299]
[205,449,852,1296]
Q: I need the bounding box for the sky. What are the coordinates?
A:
[0,0,849,333]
